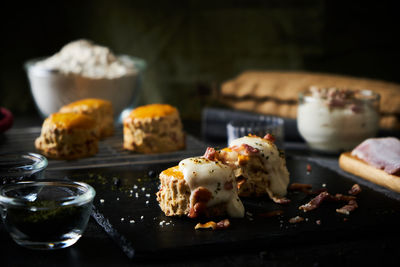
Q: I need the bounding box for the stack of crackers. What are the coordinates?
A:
[219,71,400,130]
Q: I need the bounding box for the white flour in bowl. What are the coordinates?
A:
[26,40,146,119]
[35,39,136,79]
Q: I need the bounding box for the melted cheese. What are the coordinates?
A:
[179,157,244,218]
[48,112,96,129]
[129,104,177,119]
[230,136,290,197]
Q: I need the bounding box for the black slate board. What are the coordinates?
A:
[47,156,400,259]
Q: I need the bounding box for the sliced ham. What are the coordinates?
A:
[351,137,400,175]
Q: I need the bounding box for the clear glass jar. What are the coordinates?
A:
[297,88,380,153]
[0,152,48,185]
[0,180,95,250]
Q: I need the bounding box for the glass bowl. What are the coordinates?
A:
[297,88,380,153]
[0,180,95,250]
[227,116,285,148]
[24,55,147,122]
[0,152,48,185]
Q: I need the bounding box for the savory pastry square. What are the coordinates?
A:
[123,104,185,153]
[156,157,244,218]
[59,98,114,138]
[35,112,99,160]
[213,134,290,201]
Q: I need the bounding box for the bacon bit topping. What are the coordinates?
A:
[231,144,259,156]
[289,216,304,224]
[348,184,362,196]
[263,133,275,142]
[216,218,230,229]
[299,191,330,212]
[203,147,217,161]
[272,196,291,204]
[188,187,212,218]
[242,144,259,155]
[195,219,230,230]
[258,210,284,218]
[336,200,358,215]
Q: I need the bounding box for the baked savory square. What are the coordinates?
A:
[35,112,99,160]
[156,157,245,218]
[59,98,114,138]
[209,134,290,202]
[123,104,185,153]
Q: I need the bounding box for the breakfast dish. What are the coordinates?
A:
[208,134,290,201]
[35,112,99,160]
[123,104,185,153]
[156,157,245,218]
[59,98,114,138]
[339,137,400,193]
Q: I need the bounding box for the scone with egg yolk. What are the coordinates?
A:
[35,112,99,160]
[210,135,290,200]
[123,104,185,153]
[156,157,245,218]
[59,98,114,138]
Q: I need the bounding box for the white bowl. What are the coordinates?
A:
[25,56,146,121]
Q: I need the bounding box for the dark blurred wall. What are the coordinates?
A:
[1,0,398,120]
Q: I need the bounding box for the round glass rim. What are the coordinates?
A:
[24,55,147,77]
[0,180,96,208]
[0,152,48,174]
[299,89,381,103]
[227,115,284,128]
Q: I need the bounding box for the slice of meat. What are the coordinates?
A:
[351,137,400,175]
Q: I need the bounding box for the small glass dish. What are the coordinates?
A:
[0,180,95,250]
[297,88,380,153]
[0,152,48,185]
[227,116,285,148]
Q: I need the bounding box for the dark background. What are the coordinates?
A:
[1,0,399,121]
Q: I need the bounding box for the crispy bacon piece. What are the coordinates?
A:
[203,147,216,161]
[289,216,304,224]
[258,210,284,218]
[263,133,275,142]
[348,184,362,196]
[189,187,212,218]
[299,191,330,212]
[231,144,259,156]
[216,218,230,229]
[336,200,358,215]
[194,219,230,230]
[272,196,291,204]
